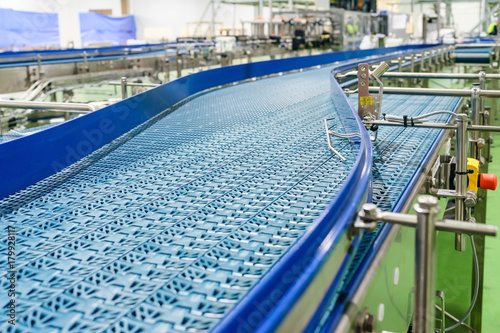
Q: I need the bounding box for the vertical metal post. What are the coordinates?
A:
[83,51,88,72]
[470,83,480,159]
[437,0,441,41]
[479,70,486,125]
[37,55,43,80]
[423,15,428,43]
[455,114,468,251]
[413,196,438,333]
[232,4,236,36]
[446,0,451,27]
[480,0,486,33]
[211,0,215,37]
[176,52,182,78]
[164,49,170,82]
[121,77,128,99]
[410,54,416,87]
[269,0,273,36]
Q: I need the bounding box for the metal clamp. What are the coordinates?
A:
[357,62,389,140]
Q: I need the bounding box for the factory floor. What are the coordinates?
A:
[482,113,500,331]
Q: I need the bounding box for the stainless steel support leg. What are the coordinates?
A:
[121,77,128,99]
[455,114,468,251]
[470,83,480,159]
[413,196,438,333]
[177,53,182,78]
[357,197,497,333]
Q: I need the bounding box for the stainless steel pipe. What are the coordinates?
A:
[0,100,95,112]
[455,115,468,251]
[367,86,500,97]
[413,196,438,333]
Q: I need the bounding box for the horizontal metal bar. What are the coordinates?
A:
[0,100,96,112]
[108,81,160,87]
[468,124,500,132]
[368,86,500,97]
[339,72,500,80]
[369,120,454,130]
[371,86,470,96]
[370,120,500,133]
[453,53,491,59]
[366,211,497,236]
[454,43,496,48]
[380,72,500,80]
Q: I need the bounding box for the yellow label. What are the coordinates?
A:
[360,96,373,106]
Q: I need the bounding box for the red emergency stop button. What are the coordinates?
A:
[479,173,497,190]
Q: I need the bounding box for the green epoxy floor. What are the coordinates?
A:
[482,112,500,331]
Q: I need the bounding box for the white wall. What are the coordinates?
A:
[129,0,255,41]
[450,3,482,35]
[0,0,257,42]
[77,0,122,16]
[0,0,122,15]
[399,2,482,37]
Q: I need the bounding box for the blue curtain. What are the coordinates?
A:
[80,12,136,46]
[0,8,136,49]
[0,8,59,48]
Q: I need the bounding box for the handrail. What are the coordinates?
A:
[108,81,159,88]
[0,41,215,69]
[0,100,96,112]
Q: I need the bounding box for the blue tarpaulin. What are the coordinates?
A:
[0,8,60,48]
[0,8,136,49]
[80,12,136,46]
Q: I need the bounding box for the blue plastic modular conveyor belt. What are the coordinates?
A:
[0,66,359,332]
[454,46,492,63]
[0,42,214,69]
[0,46,459,332]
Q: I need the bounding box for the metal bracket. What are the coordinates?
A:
[434,189,466,199]
[357,62,389,140]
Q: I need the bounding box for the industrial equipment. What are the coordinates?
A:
[0,40,499,333]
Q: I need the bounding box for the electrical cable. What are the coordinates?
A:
[443,235,479,332]
[384,110,458,125]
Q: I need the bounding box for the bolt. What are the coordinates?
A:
[361,203,379,221]
[362,313,375,332]
[465,190,477,208]
[417,195,438,209]
[477,138,486,149]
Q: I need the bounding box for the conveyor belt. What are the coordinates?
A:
[0,66,357,332]
[454,46,492,63]
[0,42,213,69]
[0,46,460,332]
